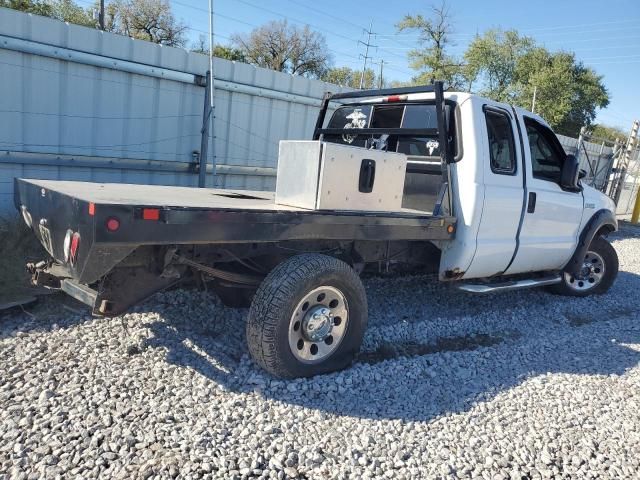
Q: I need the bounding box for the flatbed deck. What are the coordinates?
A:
[15,178,456,250]
[17,179,432,215]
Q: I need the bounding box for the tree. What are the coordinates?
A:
[0,0,53,17]
[463,29,609,137]
[513,48,609,136]
[51,0,95,27]
[191,35,247,62]
[590,124,628,143]
[396,1,465,88]
[104,0,187,47]
[321,67,376,89]
[232,20,331,78]
[464,29,534,99]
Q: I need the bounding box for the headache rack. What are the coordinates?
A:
[312,81,452,165]
[313,81,454,216]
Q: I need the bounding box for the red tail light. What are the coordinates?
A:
[106,217,120,232]
[69,232,81,266]
[142,208,160,221]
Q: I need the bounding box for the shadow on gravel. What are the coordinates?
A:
[141,268,640,423]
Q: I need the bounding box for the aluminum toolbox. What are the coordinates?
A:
[275,140,407,212]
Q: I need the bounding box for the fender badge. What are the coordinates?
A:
[585,203,595,209]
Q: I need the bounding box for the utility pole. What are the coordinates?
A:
[378,59,384,88]
[198,0,217,188]
[98,0,105,30]
[358,21,377,90]
[531,86,537,114]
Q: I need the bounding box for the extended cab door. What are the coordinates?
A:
[463,103,524,278]
[505,112,583,274]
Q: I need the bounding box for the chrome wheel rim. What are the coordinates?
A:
[564,250,606,291]
[288,286,348,364]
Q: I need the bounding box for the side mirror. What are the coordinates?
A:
[560,154,580,190]
[578,169,587,180]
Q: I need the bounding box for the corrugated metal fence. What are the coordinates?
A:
[0,7,349,214]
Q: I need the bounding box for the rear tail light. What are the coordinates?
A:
[142,208,160,221]
[69,232,81,266]
[106,217,120,232]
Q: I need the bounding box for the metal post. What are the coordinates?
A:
[378,60,384,89]
[613,120,639,205]
[99,0,105,30]
[531,85,537,114]
[593,140,605,190]
[632,147,640,223]
[205,0,217,186]
[198,71,212,188]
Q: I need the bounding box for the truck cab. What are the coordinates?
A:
[316,89,617,288]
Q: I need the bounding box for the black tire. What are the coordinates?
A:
[549,236,618,297]
[246,254,367,378]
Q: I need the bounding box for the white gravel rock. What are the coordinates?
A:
[2,225,640,479]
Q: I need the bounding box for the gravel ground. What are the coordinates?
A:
[2,225,640,480]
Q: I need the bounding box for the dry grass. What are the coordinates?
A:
[0,214,46,305]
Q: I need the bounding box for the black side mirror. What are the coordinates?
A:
[578,169,587,179]
[560,154,580,190]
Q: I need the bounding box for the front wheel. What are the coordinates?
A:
[246,254,367,378]
[549,236,618,297]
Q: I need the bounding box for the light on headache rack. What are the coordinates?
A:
[383,95,408,103]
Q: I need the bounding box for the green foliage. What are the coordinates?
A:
[321,67,377,89]
[51,0,95,27]
[191,36,247,62]
[463,29,609,137]
[396,3,465,88]
[464,29,534,99]
[0,0,54,17]
[590,124,628,143]
[232,20,331,78]
[2,0,95,26]
[104,0,187,47]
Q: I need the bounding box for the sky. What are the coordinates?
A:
[169,0,640,131]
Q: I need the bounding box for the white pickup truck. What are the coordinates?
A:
[15,82,618,378]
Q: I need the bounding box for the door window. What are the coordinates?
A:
[525,118,565,182]
[484,108,516,175]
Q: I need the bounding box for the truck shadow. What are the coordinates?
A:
[143,269,640,423]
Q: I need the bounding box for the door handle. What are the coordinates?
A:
[527,192,537,213]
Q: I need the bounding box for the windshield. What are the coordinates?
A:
[324,102,452,158]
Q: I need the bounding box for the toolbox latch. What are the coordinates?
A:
[358,159,376,193]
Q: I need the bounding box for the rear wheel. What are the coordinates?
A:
[246,254,367,378]
[549,236,618,297]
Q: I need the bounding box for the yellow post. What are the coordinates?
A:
[632,186,640,223]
